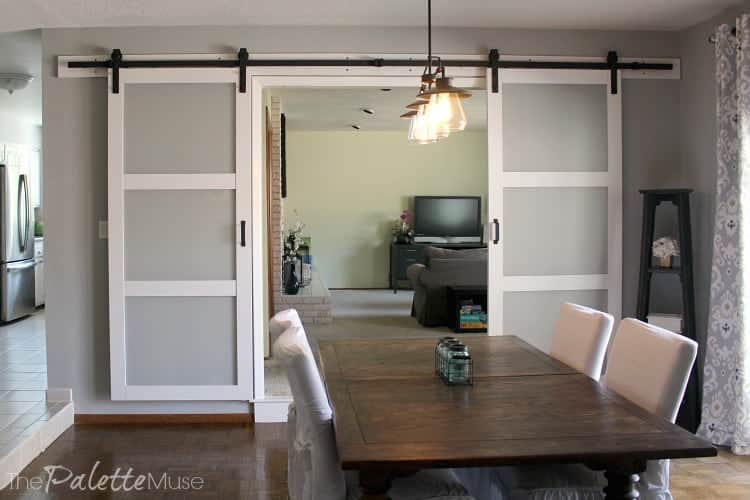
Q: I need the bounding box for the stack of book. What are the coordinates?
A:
[459,301,488,330]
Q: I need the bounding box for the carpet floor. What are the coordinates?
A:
[305,289,450,344]
[263,289,448,398]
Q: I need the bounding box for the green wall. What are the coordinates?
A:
[284,130,488,289]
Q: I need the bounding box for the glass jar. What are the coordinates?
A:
[438,339,460,377]
[443,343,468,380]
[435,337,457,374]
[447,353,473,385]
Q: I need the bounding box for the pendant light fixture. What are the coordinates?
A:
[403,0,471,143]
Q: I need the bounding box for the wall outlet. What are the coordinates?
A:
[98,220,108,240]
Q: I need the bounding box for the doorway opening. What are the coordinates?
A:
[255,75,490,405]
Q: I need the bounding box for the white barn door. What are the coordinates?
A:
[487,69,622,351]
[108,68,252,400]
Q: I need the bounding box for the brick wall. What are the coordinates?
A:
[269,96,284,313]
[268,96,332,324]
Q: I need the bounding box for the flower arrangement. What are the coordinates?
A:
[283,212,306,263]
[392,209,414,243]
[652,237,680,267]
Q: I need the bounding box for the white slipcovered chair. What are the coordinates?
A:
[273,324,475,500]
[270,309,306,498]
[454,304,614,499]
[550,303,614,381]
[270,308,303,347]
[488,318,698,500]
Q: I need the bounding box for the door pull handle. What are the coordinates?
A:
[492,219,500,245]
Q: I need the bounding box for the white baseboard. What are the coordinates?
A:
[253,399,290,423]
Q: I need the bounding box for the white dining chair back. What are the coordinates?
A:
[550,303,614,380]
[269,307,306,495]
[603,318,697,422]
[601,318,698,500]
[269,308,303,346]
[273,325,346,500]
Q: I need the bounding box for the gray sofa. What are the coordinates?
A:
[407,247,488,327]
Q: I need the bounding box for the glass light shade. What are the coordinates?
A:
[408,104,438,144]
[427,91,467,132]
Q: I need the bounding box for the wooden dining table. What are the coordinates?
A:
[318,335,717,500]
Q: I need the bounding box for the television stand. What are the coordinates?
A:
[389,242,487,293]
[417,242,486,249]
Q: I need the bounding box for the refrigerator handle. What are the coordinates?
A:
[6,260,36,271]
[17,175,25,253]
[23,174,30,251]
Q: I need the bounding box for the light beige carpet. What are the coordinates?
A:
[263,289,449,398]
[305,289,451,345]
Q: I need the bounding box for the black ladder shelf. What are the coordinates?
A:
[636,189,699,433]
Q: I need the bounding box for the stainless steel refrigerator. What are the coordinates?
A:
[0,163,35,322]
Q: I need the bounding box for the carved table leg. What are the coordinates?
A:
[359,468,393,500]
[602,461,646,500]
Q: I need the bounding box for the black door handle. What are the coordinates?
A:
[240,220,246,247]
[492,219,500,245]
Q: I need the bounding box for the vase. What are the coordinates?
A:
[658,256,672,268]
[284,262,300,295]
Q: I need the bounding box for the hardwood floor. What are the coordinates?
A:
[0,423,288,499]
[0,423,746,499]
[672,449,750,500]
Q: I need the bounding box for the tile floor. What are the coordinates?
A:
[0,311,72,489]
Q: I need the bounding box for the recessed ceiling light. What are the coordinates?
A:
[351,125,361,130]
[380,88,392,92]
[361,108,375,115]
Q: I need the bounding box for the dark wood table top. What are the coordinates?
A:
[318,336,716,471]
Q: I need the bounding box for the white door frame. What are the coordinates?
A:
[248,68,486,400]
[487,68,623,338]
[108,67,252,400]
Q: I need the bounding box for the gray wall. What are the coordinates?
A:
[42,25,683,413]
[622,79,684,318]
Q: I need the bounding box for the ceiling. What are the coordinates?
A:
[0,30,41,125]
[272,87,487,132]
[0,0,743,33]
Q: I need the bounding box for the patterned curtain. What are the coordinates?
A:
[698,18,750,455]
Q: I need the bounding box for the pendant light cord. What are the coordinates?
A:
[424,0,443,79]
[428,0,432,71]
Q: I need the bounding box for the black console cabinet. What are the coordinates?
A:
[389,242,486,293]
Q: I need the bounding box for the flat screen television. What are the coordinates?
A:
[413,196,482,244]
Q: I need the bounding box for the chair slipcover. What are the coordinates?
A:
[467,318,698,500]
[274,325,347,500]
[269,308,303,348]
[270,308,305,494]
[550,303,614,381]
[274,324,475,500]
[602,319,697,423]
